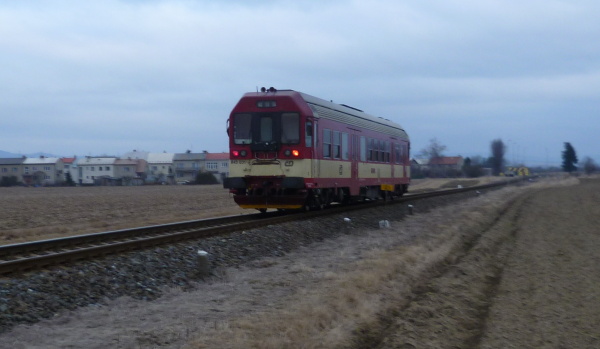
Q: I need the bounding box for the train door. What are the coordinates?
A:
[312,120,320,178]
[405,142,410,180]
[351,134,359,180]
[389,140,395,179]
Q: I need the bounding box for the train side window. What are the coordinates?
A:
[233,113,252,145]
[323,129,332,158]
[373,139,379,162]
[401,143,406,163]
[333,131,341,159]
[385,141,390,163]
[305,121,313,147]
[342,132,349,160]
[281,113,300,144]
[360,136,366,161]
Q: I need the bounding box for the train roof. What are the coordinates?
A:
[241,89,409,140]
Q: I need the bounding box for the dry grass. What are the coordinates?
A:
[409,176,504,193]
[184,177,580,348]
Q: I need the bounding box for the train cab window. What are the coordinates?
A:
[233,113,252,144]
[323,129,332,158]
[281,113,300,144]
[305,121,313,147]
[259,116,274,142]
[342,132,349,160]
[333,131,341,159]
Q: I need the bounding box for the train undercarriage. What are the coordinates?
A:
[227,176,408,212]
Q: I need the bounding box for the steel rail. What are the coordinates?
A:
[0,177,527,276]
[0,214,269,259]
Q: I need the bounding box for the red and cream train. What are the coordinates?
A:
[223,88,410,211]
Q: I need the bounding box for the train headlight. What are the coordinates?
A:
[232,150,239,157]
[240,150,247,157]
[284,149,300,157]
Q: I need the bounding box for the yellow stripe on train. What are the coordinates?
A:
[380,184,395,192]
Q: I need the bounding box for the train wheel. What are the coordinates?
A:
[303,195,323,211]
[338,188,351,204]
[317,198,325,210]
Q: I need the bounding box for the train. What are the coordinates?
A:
[223,87,410,212]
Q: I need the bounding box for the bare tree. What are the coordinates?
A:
[490,139,506,176]
[418,138,448,178]
[582,157,597,175]
[419,138,446,161]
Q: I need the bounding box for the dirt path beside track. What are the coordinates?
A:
[478,178,600,348]
[374,178,600,348]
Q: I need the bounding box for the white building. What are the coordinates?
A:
[22,156,64,186]
[146,152,175,184]
[77,157,118,185]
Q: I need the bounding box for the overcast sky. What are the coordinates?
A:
[2,0,599,167]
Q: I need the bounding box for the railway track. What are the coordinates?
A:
[0,178,527,276]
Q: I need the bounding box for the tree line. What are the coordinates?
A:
[414,138,597,178]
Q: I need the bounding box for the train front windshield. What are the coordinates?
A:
[233,113,300,147]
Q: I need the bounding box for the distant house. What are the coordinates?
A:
[429,156,464,177]
[0,157,25,185]
[411,156,465,178]
[173,151,206,183]
[114,158,146,185]
[61,157,76,183]
[146,153,175,184]
[411,158,429,168]
[77,157,118,185]
[430,156,464,170]
[205,152,230,182]
[77,156,147,186]
[410,158,429,179]
[22,156,64,186]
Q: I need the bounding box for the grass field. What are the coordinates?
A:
[0,185,246,245]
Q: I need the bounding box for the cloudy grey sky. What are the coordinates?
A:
[1,0,599,166]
